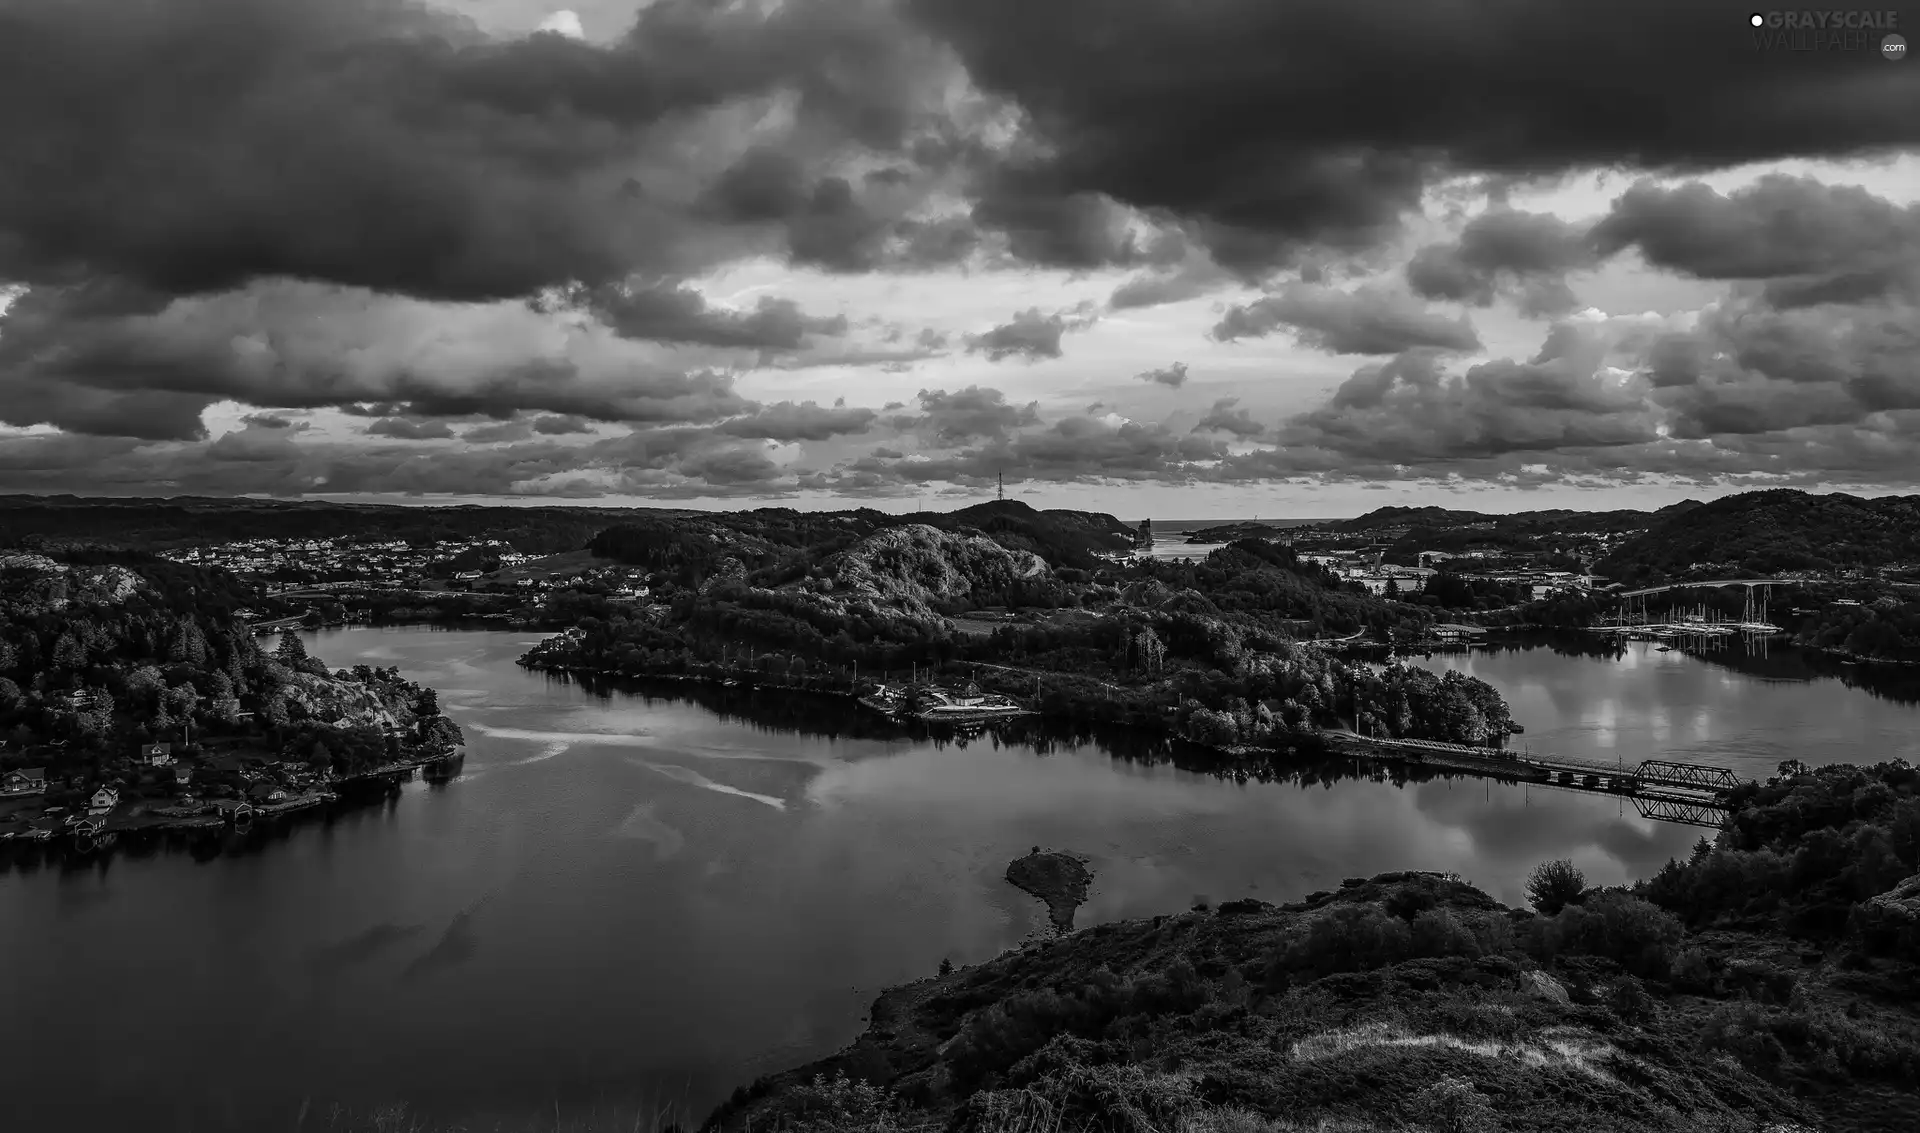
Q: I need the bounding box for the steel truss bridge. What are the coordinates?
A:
[1325,734,1743,829]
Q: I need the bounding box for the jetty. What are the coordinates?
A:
[857,682,1033,724]
[1325,732,1744,829]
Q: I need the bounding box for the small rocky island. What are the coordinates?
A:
[1005,847,1093,932]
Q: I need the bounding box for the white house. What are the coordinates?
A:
[88,786,120,814]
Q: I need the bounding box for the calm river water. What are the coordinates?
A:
[3,626,1917,1132]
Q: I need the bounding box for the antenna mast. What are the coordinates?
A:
[997,469,1004,501]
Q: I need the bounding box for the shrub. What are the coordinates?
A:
[1607,976,1657,1024]
[1701,1004,1789,1073]
[1525,859,1587,916]
[1670,947,1721,995]
[1528,892,1682,979]
[1407,1075,1496,1133]
[1284,905,1412,977]
[1410,908,1482,960]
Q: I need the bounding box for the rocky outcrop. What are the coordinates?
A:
[1856,873,1920,953]
[810,525,1049,621]
[276,670,413,731]
[1006,849,1093,932]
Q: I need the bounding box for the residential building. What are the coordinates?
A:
[1,767,47,796]
[89,786,120,814]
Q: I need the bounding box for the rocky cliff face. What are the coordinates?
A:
[275,669,414,731]
[0,555,142,613]
[811,524,1049,621]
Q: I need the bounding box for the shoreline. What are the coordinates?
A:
[0,750,464,851]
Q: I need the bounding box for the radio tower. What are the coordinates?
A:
[997,469,1004,501]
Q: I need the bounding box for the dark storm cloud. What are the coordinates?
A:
[964,306,1097,362]
[1591,175,1920,308]
[0,0,954,301]
[906,0,1920,275]
[1192,398,1265,438]
[365,418,457,441]
[1211,283,1482,354]
[1405,209,1597,315]
[576,282,849,349]
[0,433,145,474]
[716,401,878,442]
[696,149,979,273]
[239,412,300,430]
[965,178,1175,269]
[1135,362,1189,388]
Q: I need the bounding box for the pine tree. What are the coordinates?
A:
[275,630,307,666]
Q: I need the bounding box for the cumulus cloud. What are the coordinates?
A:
[1135,362,1189,388]
[716,400,878,441]
[1591,175,1920,308]
[573,282,850,349]
[964,305,1098,362]
[892,386,1041,444]
[1192,398,1265,437]
[1211,282,1481,354]
[1406,209,1597,315]
[0,279,754,438]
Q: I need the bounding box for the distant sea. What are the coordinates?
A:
[1131,517,1337,561]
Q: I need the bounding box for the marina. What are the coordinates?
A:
[1591,585,1785,640]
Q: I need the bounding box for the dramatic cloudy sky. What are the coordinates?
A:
[2,0,1919,517]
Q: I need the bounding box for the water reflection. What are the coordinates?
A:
[1416,633,1920,780]
[1,625,1912,1133]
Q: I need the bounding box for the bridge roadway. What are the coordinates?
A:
[1325,733,1746,797]
[1613,578,1788,599]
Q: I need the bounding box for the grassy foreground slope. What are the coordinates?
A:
[705,763,1920,1133]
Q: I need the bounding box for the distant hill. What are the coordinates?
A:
[1325,503,1693,538]
[590,500,1136,582]
[1598,490,1920,584]
[933,500,1136,567]
[0,494,665,554]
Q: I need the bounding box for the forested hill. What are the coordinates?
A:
[0,494,674,553]
[1324,501,1697,536]
[0,549,462,781]
[1598,490,1920,585]
[589,500,1138,579]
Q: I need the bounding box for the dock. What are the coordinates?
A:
[1324,733,1744,828]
